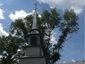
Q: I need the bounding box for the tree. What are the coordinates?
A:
[0,35,24,64]
[0,8,79,64]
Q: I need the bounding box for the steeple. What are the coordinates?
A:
[19,3,46,64]
[32,3,37,30]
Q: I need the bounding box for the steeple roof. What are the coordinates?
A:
[32,4,37,30]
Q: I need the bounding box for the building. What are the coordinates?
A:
[19,4,46,64]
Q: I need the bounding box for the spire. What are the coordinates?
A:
[32,3,37,29]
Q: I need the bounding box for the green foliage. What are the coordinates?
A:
[40,8,60,29]
[0,35,24,64]
[56,9,79,49]
[24,15,33,32]
[0,57,16,64]
[50,52,60,63]
[0,35,23,54]
[61,9,79,33]
[10,19,28,39]
[50,9,61,28]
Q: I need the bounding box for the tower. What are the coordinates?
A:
[19,4,46,64]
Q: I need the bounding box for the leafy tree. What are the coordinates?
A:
[50,9,78,63]
[0,35,24,64]
[0,8,78,64]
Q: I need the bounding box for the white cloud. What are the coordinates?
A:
[0,8,5,19]
[9,10,41,21]
[9,10,32,21]
[0,23,9,37]
[37,0,85,14]
[71,59,76,62]
[50,35,58,44]
[0,55,3,59]
[63,61,66,63]
[70,6,83,14]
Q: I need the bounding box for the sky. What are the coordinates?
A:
[0,0,84,62]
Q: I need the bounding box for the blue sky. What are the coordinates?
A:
[0,0,84,62]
